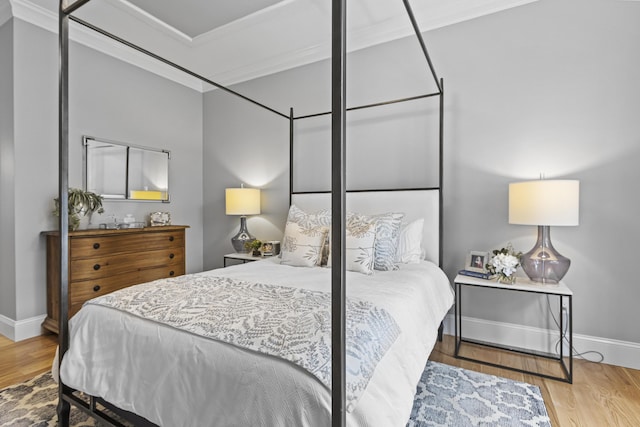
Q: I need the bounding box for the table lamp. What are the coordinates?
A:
[225,186,261,253]
[509,179,579,284]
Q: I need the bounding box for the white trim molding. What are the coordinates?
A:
[0,0,11,27]
[0,313,47,342]
[7,0,538,91]
[8,0,203,91]
[442,314,640,371]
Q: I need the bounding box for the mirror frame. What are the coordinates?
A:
[83,135,171,202]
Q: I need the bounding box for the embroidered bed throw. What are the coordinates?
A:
[86,274,400,411]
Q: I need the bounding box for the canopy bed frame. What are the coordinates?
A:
[56,1,444,426]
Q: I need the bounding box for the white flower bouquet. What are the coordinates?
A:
[486,244,522,284]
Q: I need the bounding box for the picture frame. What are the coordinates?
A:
[466,251,489,273]
[149,211,171,226]
[261,241,281,256]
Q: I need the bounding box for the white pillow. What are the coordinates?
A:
[370,212,404,271]
[344,214,377,275]
[280,222,328,267]
[395,218,424,264]
[285,205,331,266]
[326,213,378,274]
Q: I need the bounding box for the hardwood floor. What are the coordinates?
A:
[0,332,58,389]
[1,333,639,426]
[430,336,640,427]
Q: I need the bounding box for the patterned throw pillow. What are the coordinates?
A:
[286,205,331,230]
[280,205,330,267]
[370,212,404,271]
[343,213,377,274]
[341,212,404,271]
[280,222,328,267]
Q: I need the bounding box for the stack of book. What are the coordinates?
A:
[458,269,496,280]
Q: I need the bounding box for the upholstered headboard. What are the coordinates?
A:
[291,189,440,265]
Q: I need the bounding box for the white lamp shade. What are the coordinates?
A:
[225,188,261,215]
[509,180,579,226]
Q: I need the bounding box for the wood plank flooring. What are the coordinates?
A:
[0,332,58,389]
[430,336,640,427]
[1,333,639,426]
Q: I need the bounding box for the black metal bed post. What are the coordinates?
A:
[438,78,444,268]
[57,1,72,426]
[331,0,347,425]
[402,0,442,93]
[402,0,444,268]
[289,107,294,206]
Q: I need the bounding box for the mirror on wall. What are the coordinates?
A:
[83,136,170,202]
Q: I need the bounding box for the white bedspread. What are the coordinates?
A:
[59,258,453,427]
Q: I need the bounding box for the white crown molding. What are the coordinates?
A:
[109,0,193,44]
[9,0,203,91]
[8,0,538,92]
[67,21,203,91]
[0,0,12,27]
[9,0,53,32]
[205,0,540,88]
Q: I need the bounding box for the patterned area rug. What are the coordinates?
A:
[0,361,551,426]
[409,361,551,427]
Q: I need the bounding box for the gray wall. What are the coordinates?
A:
[3,0,639,354]
[431,0,640,343]
[0,19,15,319]
[2,18,204,326]
[204,0,640,346]
[203,90,290,271]
[202,47,440,270]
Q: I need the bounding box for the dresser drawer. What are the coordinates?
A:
[70,232,184,260]
[69,265,185,317]
[70,248,184,281]
[43,225,189,334]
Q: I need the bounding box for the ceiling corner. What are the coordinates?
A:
[0,1,11,27]
[8,0,56,32]
[0,0,12,27]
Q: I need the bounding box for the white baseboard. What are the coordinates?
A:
[0,313,46,342]
[2,311,639,371]
[441,314,640,371]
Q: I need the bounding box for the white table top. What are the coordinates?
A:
[223,252,264,261]
[454,274,573,296]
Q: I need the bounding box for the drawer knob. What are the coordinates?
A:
[93,264,101,271]
[93,243,100,250]
[169,271,175,276]
[93,285,101,292]
[169,253,175,259]
[169,236,175,242]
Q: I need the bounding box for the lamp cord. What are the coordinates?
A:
[546,295,604,363]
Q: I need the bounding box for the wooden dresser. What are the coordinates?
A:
[43,225,189,334]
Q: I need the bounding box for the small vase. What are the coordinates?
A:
[78,213,92,230]
[497,274,516,284]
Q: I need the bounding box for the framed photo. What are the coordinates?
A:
[150,211,171,226]
[466,251,489,273]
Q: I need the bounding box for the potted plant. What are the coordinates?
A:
[53,188,104,231]
[245,239,263,257]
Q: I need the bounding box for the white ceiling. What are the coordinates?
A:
[125,0,286,39]
[5,0,538,91]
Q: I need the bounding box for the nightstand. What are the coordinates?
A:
[223,253,263,267]
[454,274,573,383]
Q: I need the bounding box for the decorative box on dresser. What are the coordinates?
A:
[42,225,189,334]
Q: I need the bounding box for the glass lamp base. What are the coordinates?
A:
[521,226,570,284]
[231,216,256,253]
